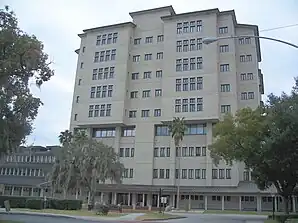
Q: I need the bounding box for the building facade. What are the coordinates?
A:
[69,6,296,211]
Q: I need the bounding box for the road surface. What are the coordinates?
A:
[0,213,266,223]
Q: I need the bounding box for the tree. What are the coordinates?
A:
[58,130,73,146]
[162,117,186,209]
[0,6,54,156]
[48,131,124,205]
[209,78,298,214]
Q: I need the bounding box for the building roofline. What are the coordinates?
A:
[78,22,136,37]
[129,5,176,17]
[75,49,80,54]
[161,8,219,20]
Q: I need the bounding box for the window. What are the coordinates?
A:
[129,110,137,118]
[220,84,231,92]
[240,55,246,62]
[202,169,206,179]
[220,64,230,72]
[166,147,170,157]
[165,169,170,179]
[195,169,200,179]
[143,71,151,79]
[176,59,182,71]
[219,26,228,34]
[141,110,149,117]
[133,55,140,62]
[156,52,163,60]
[188,169,194,179]
[122,127,135,137]
[221,105,231,113]
[155,89,162,97]
[145,53,152,61]
[183,40,189,52]
[248,92,254,99]
[132,72,139,80]
[154,148,159,157]
[78,79,82,85]
[155,125,170,136]
[241,92,254,100]
[156,70,162,78]
[82,47,85,53]
[157,35,164,42]
[153,169,158,178]
[244,171,249,181]
[154,109,161,117]
[212,169,218,179]
[80,62,84,69]
[130,91,138,99]
[145,36,153,43]
[239,37,251,44]
[92,128,116,137]
[94,52,99,62]
[197,20,202,32]
[177,23,182,34]
[74,114,77,121]
[219,169,225,179]
[219,45,229,53]
[134,38,141,45]
[176,41,182,52]
[181,169,187,179]
[247,73,253,80]
[125,148,130,157]
[247,54,252,62]
[226,169,231,179]
[160,147,165,157]
[119,148,124,157]
[159,169,165,179]
[241,92,248,100]
[88,104,111,117]
[129,169,134,178]
[111,49,116,60]
[142,90,151,98]
[176,77,203,92]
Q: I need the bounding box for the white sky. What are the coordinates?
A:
[1,0,298,146]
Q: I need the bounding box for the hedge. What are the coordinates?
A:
[0,196,82,210]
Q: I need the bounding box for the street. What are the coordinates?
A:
[0,213,267,223]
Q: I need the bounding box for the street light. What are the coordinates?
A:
[202,35,298,49]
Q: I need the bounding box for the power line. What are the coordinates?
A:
[259,23,298,33]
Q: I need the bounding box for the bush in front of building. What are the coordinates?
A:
[26,199,43,210]
[47,199,82,210]
[0,196,27,208]
[268,213,298,223]
[95,203,110,215]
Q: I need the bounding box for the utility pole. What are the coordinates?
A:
[159,188,162,213]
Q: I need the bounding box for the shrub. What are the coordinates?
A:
[95,203,110,215]
[48,199,82,210]
[0,196,28,208]
[26,199,43,210]
[268,213,298,223]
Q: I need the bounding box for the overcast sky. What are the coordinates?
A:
[1,0,298,146]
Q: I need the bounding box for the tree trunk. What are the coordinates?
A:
[283,195,290,214]
[176,142,181,209]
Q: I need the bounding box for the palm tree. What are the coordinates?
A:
[162,117,186,209]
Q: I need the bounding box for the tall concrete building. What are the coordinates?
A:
[69,6,287,211]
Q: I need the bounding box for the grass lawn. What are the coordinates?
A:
[264,220,278,223]
[0,221,24,223]
[203,210,271,215]
[135,212,184,221]
[15,208,126,217]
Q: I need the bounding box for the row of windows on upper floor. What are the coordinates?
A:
[89,124,207,138]
[4,155,56,163]
[96,33,118,46]
[211,169,232,179]
[0,167,46,177]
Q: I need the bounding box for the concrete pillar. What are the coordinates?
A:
[142,193,145,207]
[274,196,278,212]
[257,195,262,212]
[172,194,175,207]
[221,196,225,210]
[20,187,24,197]
[293,196,296,212]
[132,193,136,210]
[40,188,44,197]
[11,186,14,196]
[114,192,118,205]
[204,195,208,210]
[239,196,242,211]
[31,188,34,197]
[128,193,131,206]
[188,196,192,210]
[157,193,160,208]
[75,189,79,200]
[147,193,152,210]
[100,192,104,203]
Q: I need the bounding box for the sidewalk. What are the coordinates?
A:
[0,208,145,221]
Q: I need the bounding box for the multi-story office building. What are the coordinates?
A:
[0,146,59,198]
[69,6,292,211]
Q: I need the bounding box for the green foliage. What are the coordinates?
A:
[47,131,124,207]
[162,117,186,146]
[95,203,110,215]
[210,77,298,214]
[0,6,54,156]
[268,213,298,223]
[0,196,82,210]
[26,199,43,209]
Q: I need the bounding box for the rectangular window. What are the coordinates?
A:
[219,45,229,53]
[176,59,182,71]
[141,110,150,117]
[159,169,165,179]
[165,169,170,179]
[80,62,84,69]
[160,147,165,157]
[240,55,246,62]
[134,38,141,45]
[220,64,230,72]
[181,169,187,179]
[195,169,200,179]
[143,71,151,79]
[131,72,139,80]
[243,171,249,181]
[133,55,140,62]
[154,148,159,157]
[240,73,247,81]
[219,26,228,34]
[154,109,161,117]
[156,70,162,78]
[248,92,254,99]
[226,169,231,179]
[156,52,163,60]
[142,90,151,98]
[144,53,152,61]
[202,169,206,179]
[221,105,231,113]
[155,89,162,97]
[219,169,225,179]
[212,169,218,179]
[176,41,182,52]
[188,169,194,179]
[130,91,138,98]
[129,110,137,118]
[94,52,99,62]
[153,169,158,178]
[121,127,135,137]
[92,128,116,138]
[145,36,153,43]
[129,169,133,178]
[247,73,254,80]
[220,84,231,92]
[246,54,252,62]
[166,147,170,157]
[125,148,130,157]
[157,35,164,42]
[241,92,248,100]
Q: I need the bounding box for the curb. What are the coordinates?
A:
[139,216,187,221]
